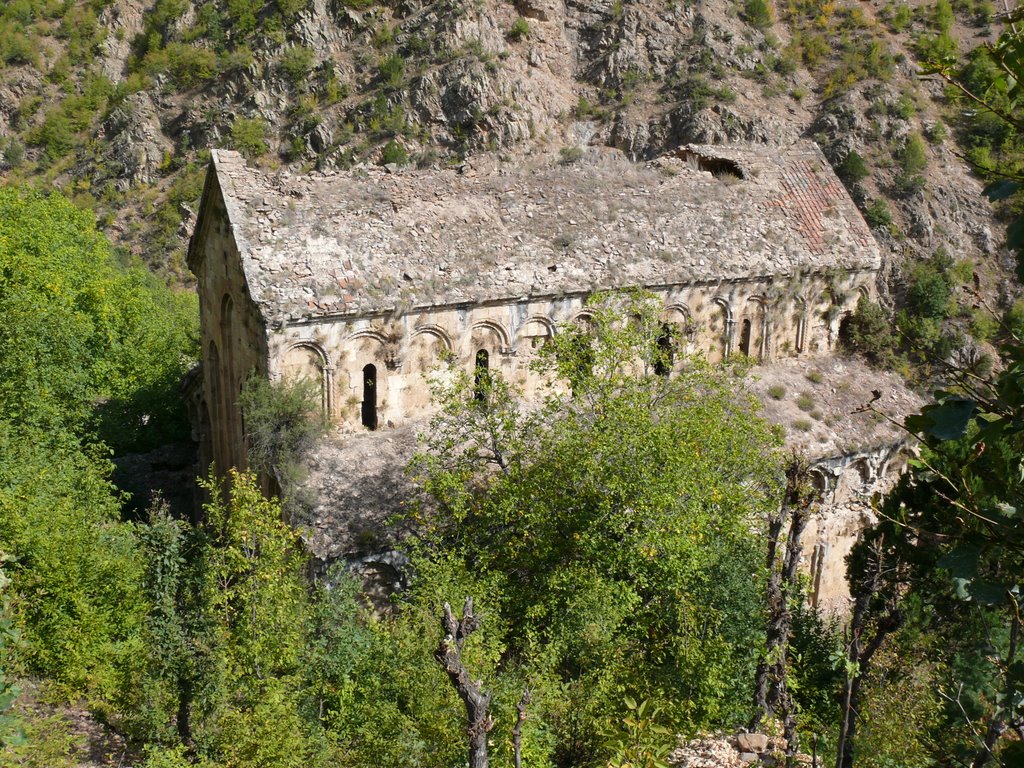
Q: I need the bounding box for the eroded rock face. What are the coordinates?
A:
[98,92,174,190]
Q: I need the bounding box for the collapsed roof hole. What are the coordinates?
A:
[676,149,745,180]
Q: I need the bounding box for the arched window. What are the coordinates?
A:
[474,350,490,401]
[739,318,752,357]
[361,364,378,431]
[654,323,674,376]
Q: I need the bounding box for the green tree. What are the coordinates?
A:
[411,291,785,763]
[843,345,1024,767]
[0,424,145,694]
[0,188,198,450]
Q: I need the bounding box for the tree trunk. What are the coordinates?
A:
[752,458,815,738]
[435,598,492,768]
[513,688,531,768]
[836,540,903,768]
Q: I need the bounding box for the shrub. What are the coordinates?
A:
[837,150,870,184]
[768,384,786,400]
[507,16,530,42]
[864,198,893,229]
[145,42,218,89]
[230,117,269,159]
[925,121,947,143]
[796,392,815,411]
[894,93,916,119]
[31,110,75,160]
[1006,299,1024,338]
[806,370,824,384]
[379,139,408,165]
[792,418,813,431]
[904,253,953,320]
[379,53,404,90]
[743,0,775,30]
[238,376,326,517]
[559,146,584,164]
[280,45,316,85]
[1,139,24,169]
[901,133,928,175]
[840,297,894,365]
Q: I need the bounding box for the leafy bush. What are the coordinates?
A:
[0,188,198,444]
[378,53,404,90]
[379,139,408,165]
[904,251,954,320]
[280,45,316,85]
[230,116,270,159]
[864,198,893,229]
[840,296,895,365]
[507,16,530,42]
[238,376,326,513]
[412,292,784,754]
[144,42,218,89]
[837,150,870,184]
[743,0,774,30]
[0,425,145,693]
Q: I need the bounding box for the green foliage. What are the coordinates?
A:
[0,188,198,447]
[837,150,870,185]
[238,375,326,515]
[840,296,895,366]
[742,0,774,31]
[601,697,675,768]
[226,0,262,37]
[411,292,784,757]
[143,42,219,90]
[230,116,270,159]
[0,424,145,694]
[848,343,1024,763]
[378,53,404,90]
[895,133,928,195]
[280,45,316,86]
[863,198,893,229]
[507,16,530,42]
[379,139,408,165]
[0,559,24,750]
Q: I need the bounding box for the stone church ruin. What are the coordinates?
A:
[187,141,911,610]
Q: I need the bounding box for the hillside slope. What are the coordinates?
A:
[0,0,1014,307]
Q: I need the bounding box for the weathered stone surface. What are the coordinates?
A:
[735,733,769,753]
[98,92,173,190]
[203,141,879,326]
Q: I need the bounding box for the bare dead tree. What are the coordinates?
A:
[513,688,532,768]
[435,598,493,768]
[751,456,818,766]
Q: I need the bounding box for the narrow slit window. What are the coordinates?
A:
[473,349,490,401]
[361,364,378,430]
[739,318,752,357]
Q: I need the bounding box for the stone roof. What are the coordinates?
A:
[203,142,880,325]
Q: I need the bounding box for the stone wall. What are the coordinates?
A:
[188,174,269,474]
[805,442,910,614]
[266,269,874,432]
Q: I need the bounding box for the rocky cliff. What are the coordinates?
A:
[0,0,1015,305]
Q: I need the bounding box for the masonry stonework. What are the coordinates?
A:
[188,140,882,471]
[187,142,911,610]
